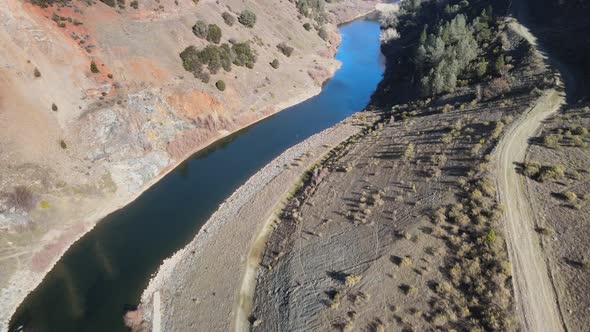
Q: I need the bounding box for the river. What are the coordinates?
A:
[9,19,384,332]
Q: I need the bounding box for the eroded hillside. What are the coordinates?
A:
[0,0,379,329]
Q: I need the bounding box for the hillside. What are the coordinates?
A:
[131,0,580,330]
[250,0,569,330]
[0,0,379,330]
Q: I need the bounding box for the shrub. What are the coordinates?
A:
[482,77,510,100]
[130,0,138,9]
[222,12,235,26]
[34,67,41,78]
[402,143,414,160]
[90,60,100,73]
[51,103,58,112]
[238,10,256,28]
[198,45,224,74]
[207,24,222,44]
[277,42,294,57]
[60,139,67,149]
[179,46,209,82]
[538,164,565,182]
[303,22,312,31]
[232,42,256,68]
[215,80,226,91]
[543,133,562,148]
[192,20,208,39]
[297,0,325,21]
[270,58,280,69]
[561,191,577,202]
[345,274,361,287]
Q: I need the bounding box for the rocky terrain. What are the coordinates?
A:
[0,0,380,329]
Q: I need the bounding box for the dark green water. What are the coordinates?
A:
[9,20,384,332]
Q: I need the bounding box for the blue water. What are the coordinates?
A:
[10,20,384,332]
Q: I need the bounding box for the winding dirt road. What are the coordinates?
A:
[496,20,566,332]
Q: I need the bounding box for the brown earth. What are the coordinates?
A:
[249,19,560,332]
[0,0,380,329]
[522,102,590,331]
[135,15,563,331]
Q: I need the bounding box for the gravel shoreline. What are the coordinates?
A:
[137,113,369,331]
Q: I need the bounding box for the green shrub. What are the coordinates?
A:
[538,164,565,182]
[297,0,325,22]
[270,58,280,69]
[198,45,224,74]
[192,20,208,39]
[238,10,257,28]
[180,42,255,81]
[543,133,562,148]
[207,24,222,44]
[180,46,209,82]
[90,61,100,73]
[277,42,294,57]
[232,42,256,68]
[215,80,226,91]
[222,12,235,26]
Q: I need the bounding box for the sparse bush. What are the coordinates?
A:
[130,0,138,9]
[561,191,577,202]
[345,274,361,287]
[402,143,414,160]
[543,133,562,148]
[215,80,226,91]
[538,164,565,182]
[277,42,294,57]
[270,58,280,69]
[221,12,235,26]
[238,10,257,28]
[90,60,100,73]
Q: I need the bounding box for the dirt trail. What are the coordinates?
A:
[497,17,575,331]
[496,87,564,332]
[496,21,566,330]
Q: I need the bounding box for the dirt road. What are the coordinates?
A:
[496,87,564,332]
